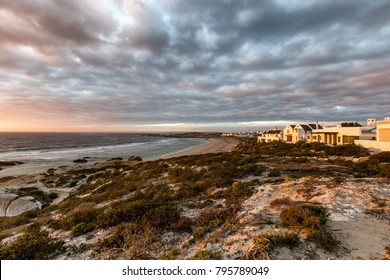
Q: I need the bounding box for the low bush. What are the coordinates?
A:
[97,200,179,230]
[190,250,221,260]
[159,247,180,260]
[0,209,39,231]
[225,182,254,214]
[0,224,64,259]
[49,202,100,230]
[280,204,329,229]
[247,232,300,260]
[71,222,94,237]
[95,223,157,260]
[306,228,339,252]
[368,152,390,162]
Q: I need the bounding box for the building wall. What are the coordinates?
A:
[283,126,294,142]
[377,121,390,141]
[355,140,390,152]
[310,127,375,145]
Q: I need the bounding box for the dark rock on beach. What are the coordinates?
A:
[73,158,88,164]
[127,155,142,161]
[108,157,123,161]
[0,161,24,167]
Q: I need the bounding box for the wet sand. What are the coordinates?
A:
[159,137,239,159]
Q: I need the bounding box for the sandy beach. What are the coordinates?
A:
[159,137,239,159]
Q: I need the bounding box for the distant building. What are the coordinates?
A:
[356,117,390,152]
[257,129,283,143]
[310,119,376,145]
[283,123,322,143]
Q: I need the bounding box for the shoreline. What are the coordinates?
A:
[0,137,238,178]
[158,137,239,159]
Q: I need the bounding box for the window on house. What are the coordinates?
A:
[338,137,341,142]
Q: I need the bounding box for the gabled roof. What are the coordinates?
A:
[265,129,282,134]
[308,123,323,130]
[299,124,313,132]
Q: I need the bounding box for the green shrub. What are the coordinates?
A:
[50,202,100,230]
[368,152,390,162]
[0,224,64,259]
[190,250,221,260]
[225,182,254,214]
[280,204,329,229]
[306,228,339,252]
[71,222,94,237]
[97,200,179,230]
[0,208,40,231]
[159,247,180,260]
[141,204,180,229]
[192,226,209,240]
[241,164,266,176]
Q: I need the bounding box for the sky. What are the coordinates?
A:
[0,0,389,132]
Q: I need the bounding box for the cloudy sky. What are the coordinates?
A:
[0,0,389,132]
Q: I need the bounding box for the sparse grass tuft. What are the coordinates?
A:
[246,232,300,260]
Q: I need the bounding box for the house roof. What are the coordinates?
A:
[265,129,282,134]
[308,123,323,130]
[299,124,313,132]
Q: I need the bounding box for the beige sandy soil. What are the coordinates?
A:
[160,137,239,159]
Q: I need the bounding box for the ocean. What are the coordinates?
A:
[0,133,208,177]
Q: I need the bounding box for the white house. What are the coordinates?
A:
[310,119,376,145]
[257,129,283,143]
[355,117,390,151]
[283,123,322,143]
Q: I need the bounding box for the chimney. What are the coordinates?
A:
[316,121,319,129]
[367,118,376,127]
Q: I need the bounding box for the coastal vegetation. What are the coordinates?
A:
[0,139,389,259]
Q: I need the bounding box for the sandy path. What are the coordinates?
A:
[159,137,239,159]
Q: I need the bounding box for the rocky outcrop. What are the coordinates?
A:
[6,196,42,217]
[0,161,24,167]
[73,158,88,163]
[127,156,142,161]
[0,194,18,217]
[0,194,42,217]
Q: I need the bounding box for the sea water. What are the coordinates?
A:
[0,133,207,177]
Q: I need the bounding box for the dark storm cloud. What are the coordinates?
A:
[1,0,389,131]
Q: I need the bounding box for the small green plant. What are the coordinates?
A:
[190,250,221,260]
[159,247,180,260]
[71,222,94,237]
